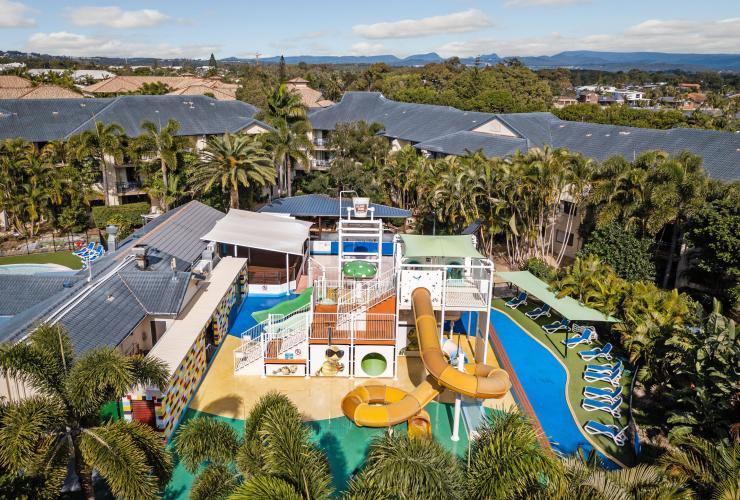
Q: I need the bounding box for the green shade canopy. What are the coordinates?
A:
[342,260,377,278]
[251,287,313,323]
[496,271,619,323]
[401,235,484,259]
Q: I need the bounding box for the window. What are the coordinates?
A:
[561,200,577,216]
[556,230,574,246]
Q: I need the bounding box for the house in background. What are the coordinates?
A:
[285,77,334,109]
[83,75,239,100]
[0,74,81,99]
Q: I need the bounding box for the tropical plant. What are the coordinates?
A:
[67,121,125,206]
[465,411,564,499]
[266,119,313,197]
[579,223,656,282]
[189,133,275,209]
[130,118,185,211]
[173,391,332,500]
[346,432,464,499]
[263,83,308,125]
[660,436,740,499]
[0,323,171,499]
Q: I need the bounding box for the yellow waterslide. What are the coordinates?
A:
[341,287,511,427]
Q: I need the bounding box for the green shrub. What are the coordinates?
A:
[91,203,149,229]
[524,258,557,283]
[579,223,655,282]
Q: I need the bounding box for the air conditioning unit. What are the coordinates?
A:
[192,259,211,278]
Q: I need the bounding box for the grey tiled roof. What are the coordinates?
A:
[0,95,268,142]
[0,274,83,315]
[118,270,190,315]
[308,92,496,143]
[310,92,740,181]
[259,194,412,218]
[414,131,528,158]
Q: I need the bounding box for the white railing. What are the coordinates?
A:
[309,312,396,343]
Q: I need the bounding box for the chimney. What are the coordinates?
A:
[106,224,119,252]
[133,244,149,270]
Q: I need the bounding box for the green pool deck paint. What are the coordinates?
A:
[164,402,475,498]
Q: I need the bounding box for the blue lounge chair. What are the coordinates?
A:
[584,386,622,403]
[73,242,96,256]
[525,304,551,320]
[505,292,527,309]
[584,421,628,446]
[585,359,622,375]
[542,318,569,334]
[582,397,622,417]
[583,367,621,387]
[562,328,598,347]
[578,343,613,361]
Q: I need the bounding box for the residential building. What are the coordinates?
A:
[0,74,82,99]
[285,78,334,109]
[304,91,740,258]
[27,69,116,82]
[83,76,239,100]
[552,96,578,108]
[0,95,272,205]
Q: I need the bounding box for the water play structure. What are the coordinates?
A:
[341,287,510,429]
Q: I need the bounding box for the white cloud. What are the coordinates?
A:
[349,42,392,56]
[353,9,491,39]
[0,0,35,28]
[437,17,740,57]
[506,0,589,6]
[26,31,217,59]
[65,6,169,29]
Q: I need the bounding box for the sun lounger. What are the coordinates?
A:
[582,397,622,417]
[73,242,96,256]
[584,359,622,374]
[584,420,628,446]
[583,385,622,403]
[583,367,621,387]
[562,328,598,347]
[578,343,613,361]
[525,304,551,320]
[543,318,569,334]
[505,292,527,309]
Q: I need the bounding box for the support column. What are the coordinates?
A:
[285,253,290,292]
[451,354,464,442]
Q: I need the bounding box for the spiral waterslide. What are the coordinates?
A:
[341,287,511,427]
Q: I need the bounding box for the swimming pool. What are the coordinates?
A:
[0,263,75,275]
[489,308,618,468]
[228,292,298,337]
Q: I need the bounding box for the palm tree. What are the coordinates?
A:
[0,323,172,499]
[263,83,308,125]
[67,121,125,206]
[173,391,332,500]
[189,133,275,209]
[563,455,692,499]
[267,120,313,197]
[465,411,564,499]
[659,436,739,499]
[131,118,184,211]
[346,432,464,499]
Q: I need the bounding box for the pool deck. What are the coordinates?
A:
[491,300,632,467]
[188,333,516,422]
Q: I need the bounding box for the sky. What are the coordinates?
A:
[1,0,739,60]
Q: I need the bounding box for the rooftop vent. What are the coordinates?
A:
[586,133,592,137]
[132,244,149,270]
[52,111,58,115]
[106,293,115,302]
[619,131,631,135]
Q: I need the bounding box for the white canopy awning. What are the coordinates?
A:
[201,209,312,256]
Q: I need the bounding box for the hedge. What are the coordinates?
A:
[91,202,149,229]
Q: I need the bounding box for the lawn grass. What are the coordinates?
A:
[492,297,634,467]
[0,251,83,269]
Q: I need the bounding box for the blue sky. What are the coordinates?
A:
[1,0,738,59]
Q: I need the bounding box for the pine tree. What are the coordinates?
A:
[209,53,217,68]
[278,55,286,83]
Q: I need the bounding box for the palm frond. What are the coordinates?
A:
[66,347,134,417]
[229,474,302,500]
[190,463,238,500]
[0,396,65,471]
[172,417,239,473]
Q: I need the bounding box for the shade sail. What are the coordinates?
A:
[496,271,619,323]
[251,287,313,323]
[201,209,312,256]
[401,235,484,259]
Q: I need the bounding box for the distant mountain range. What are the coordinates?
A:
[3,50,740,72]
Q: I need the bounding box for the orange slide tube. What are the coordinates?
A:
[341,287,510,427]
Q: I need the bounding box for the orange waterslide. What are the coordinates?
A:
[341,287,511,428]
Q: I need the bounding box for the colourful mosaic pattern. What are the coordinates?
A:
[121,390,164,427]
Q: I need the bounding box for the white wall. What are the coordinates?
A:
[472,119,518,137]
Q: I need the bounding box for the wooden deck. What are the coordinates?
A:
[309,296,396,345]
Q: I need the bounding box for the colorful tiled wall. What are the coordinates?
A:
[126,261,249,440]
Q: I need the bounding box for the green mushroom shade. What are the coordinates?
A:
[342,260,377,279]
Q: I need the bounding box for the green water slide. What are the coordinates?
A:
[251,287,314,323]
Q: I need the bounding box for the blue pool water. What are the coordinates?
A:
[489,309,618,468]
[228,293,298,337]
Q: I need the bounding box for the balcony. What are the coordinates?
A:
[311,159,331,170]
[116,181,142,194]
[313,138,328,148]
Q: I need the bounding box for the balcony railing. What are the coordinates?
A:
[115,181,142,194]
[311,159,331,169]
[313,138,328,147]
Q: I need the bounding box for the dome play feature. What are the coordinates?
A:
[341,260,377,279]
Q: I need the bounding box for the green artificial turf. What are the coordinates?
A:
[0,251,83,269]
[492,298,634,467]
